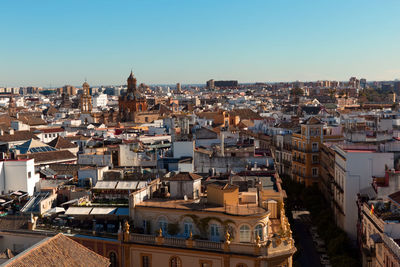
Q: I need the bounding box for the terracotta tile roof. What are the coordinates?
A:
[3,233,109,267]
[148,103,172,114]
[275,121,300,129]
[48,164,80,177]
[0,131,39,143]
[389,191,400,206]
[43,106,58,116]
[207,181,238,191]
[18,115,47,126]
[64,135,90,141]
[238,119,254,128]
[302,116,322,125]
[229,109,262,120]
[0,114,13,127]
[300,106,322,115]
[47,136,78,149]
[33,128,64,134]
[165,172,202,181]
[17,150,77,164]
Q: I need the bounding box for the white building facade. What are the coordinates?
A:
[333,146,394,241]
[0,159,39,195]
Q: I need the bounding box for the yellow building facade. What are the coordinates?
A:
[292,117,342,187]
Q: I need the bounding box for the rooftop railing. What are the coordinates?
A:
[128,232,295,257]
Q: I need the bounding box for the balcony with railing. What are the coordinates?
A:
[128,232,295,257]
[331,179,344,193]
[292,146,306,153]
[292,157,305,164]
[282,159,292,167]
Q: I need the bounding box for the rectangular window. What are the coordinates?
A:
[312,168,318,177]
[312,143,318,152]
[184,222,193,237]
[28,171,31,178]
[312,155,318,164]
[141,254,151,267]
[199,260,212,267]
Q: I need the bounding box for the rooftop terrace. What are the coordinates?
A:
[135,198,267,216]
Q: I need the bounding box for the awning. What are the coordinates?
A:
[90,207,116,215]
[93,181,118,190]
[115,208,129,216]
[44,207,65,216]
[61,199,79,206]
[115,181,138,190]
[65,207,93,215]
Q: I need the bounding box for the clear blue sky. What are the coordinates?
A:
[1,0,400,87]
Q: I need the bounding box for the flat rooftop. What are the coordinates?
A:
[135,198,267,216]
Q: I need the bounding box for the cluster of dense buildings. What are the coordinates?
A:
[267,79,400,266]
[0,72,298,267]
[1,73,400,266]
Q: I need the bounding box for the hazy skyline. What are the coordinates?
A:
[1,0,400,87]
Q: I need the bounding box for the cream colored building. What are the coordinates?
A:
[120,178,296,267]
[47,171,295,267]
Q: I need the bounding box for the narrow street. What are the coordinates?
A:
[292,211,322,267]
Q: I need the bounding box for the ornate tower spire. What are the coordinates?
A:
[8,94,17,116]
[127,71,137,93]
[82,81,90,95]
[80,81,92,113]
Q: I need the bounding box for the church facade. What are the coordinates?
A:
[118,71,148,122]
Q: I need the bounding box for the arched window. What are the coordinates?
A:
[109,251,117,267]
[183,219,193,238]
[239,225,251,243]
[254,224,263,241]
[170,256,181,267]
[158,217,168,234]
